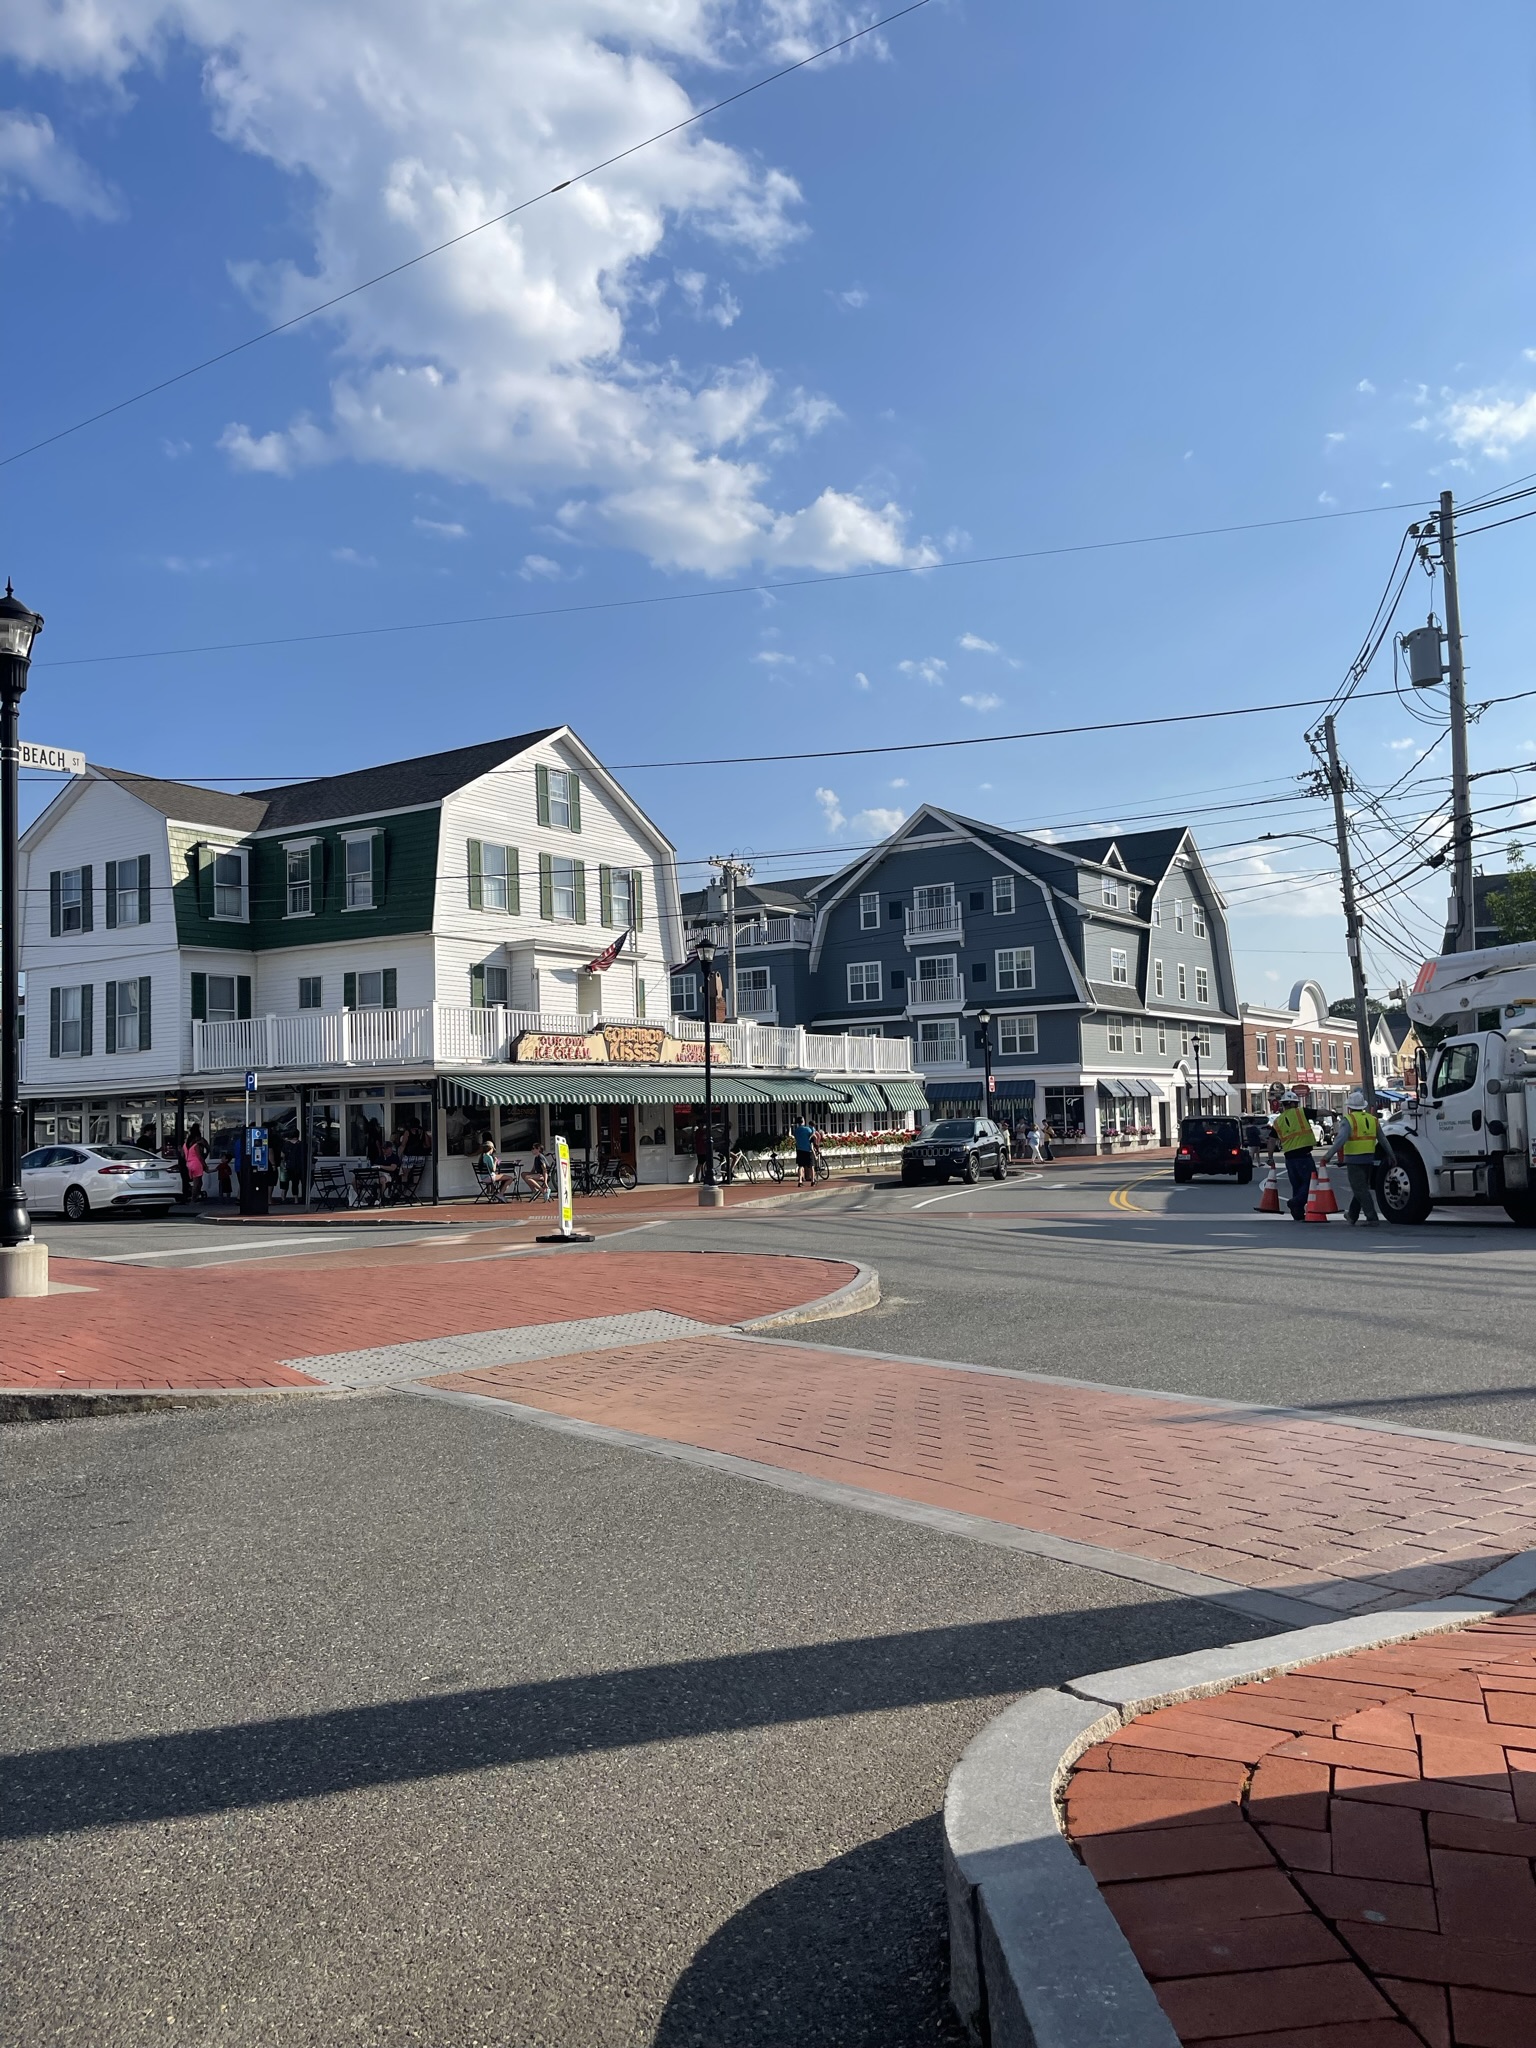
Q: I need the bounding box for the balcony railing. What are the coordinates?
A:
[735,915,813,948]
[734,984,776,1016]
[907,976,963,1009]
[905,902,963,941]
[190,1004,917,1077]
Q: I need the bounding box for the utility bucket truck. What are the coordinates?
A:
[1381,943,1536,1226]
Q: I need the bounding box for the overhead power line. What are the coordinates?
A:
[0,1,935,472]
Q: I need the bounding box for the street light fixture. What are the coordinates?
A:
[976,1006,994,1115]
[0,580,43,1266]
[694,935,722,1206]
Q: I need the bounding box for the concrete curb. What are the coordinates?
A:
[942,1583,1531,2048]
[0,1386,329,1424]
[734,1259,879,1329]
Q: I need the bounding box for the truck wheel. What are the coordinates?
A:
[1504,1199,1536,1229]
[1380,1145,1431,1226]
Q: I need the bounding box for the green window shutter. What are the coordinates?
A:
[196,844,214,917]
[105,860,118,930]
[190,972,208,1023]
[469,963,486,1007]
[539,851,553,921]
[79,983,93,1056]
[343,972,357,1010]
[49,871,61,937]
[139,976,152,1052]
[632,871,644,931]
[49,987,60,1057]
[382,968,397,1010]
[505,847,520,916]
[599,864,613,927]
[467,839,484,911]
[536,763,551,826]
[237,976,252,1021]
[372,831,387,909]
[636,978,646,1019]
[139,857,152,927]
[105,980,117,1055]
[80,865,94,933]
[568,776,582,833]
[573,862,587,925]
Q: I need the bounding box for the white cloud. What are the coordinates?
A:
[332,545,377,567]
[814,786,845,832]
[1439,386,1536,458]
[889,776,907,788]
[960,691,1002,712]
[898,656,947,685]
[853,669,870,691]
[831,285,867,309]
[413,516,468,539]
[1318,491,1337,505]
[1357,378,1376,395]
[674,268,740,328]
[0,108,120,219]
[2,2,931,577]
[751,649,795,665]
[518,553,562,579]
[161,553,228,574]
[1387,737,1416,751]
[1325,431,1346,444]
[958,632,999,653]
[161,437,192,459]
[814,785,904,839]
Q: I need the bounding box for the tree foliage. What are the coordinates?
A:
[1487,848,1536,947]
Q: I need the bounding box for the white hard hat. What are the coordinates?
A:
[1280,1090,1300,1105]
[1346,1089,1368,1110]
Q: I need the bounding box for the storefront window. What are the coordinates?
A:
[445,1101,482,1158]
[550,1103,590,1150]
[1043,1087,1085,1141]
[310,1096,342,1158]
[88,1103,112,1145]
[207,1094,246,1158]
[347,1089,389,1160]
[392,1095,433,1156]
[497,1107,542,1152]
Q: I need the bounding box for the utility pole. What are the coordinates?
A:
[1323,714,1378,1109]
[1437,490,1476,952]
[709,853,754,1021]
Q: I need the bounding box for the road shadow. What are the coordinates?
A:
[652,1815,966,2048]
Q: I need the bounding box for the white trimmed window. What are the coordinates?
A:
[1110,948,1129,985]
[848,961,881,1002]
[113,856,144,928]
[299,977,322,1010]
[58,984,84,1056]
[1329,1041,1339,1072]
[1153,959,1164,997]
[356,970,388,1008]
[550,855,579,921]
[1195,966,1209,1004]
[482,842,510,913]
[1152,901,1162,927]
[110,978,142,1052]
[1193,903,1207,938]
[285,844,314,917]
[484,965,509,1006]
[1133,1018,1144,1053]
[207,975,238,1023]
[343,834,375,911]
[1101,875,1119,907]
[1156,1020,1168,1054]
[999,1014,1037,1055]
[59,867,84,933]
[992,874,1015,914]
[547,768,575,830]
[610,867,634,927]
[1344,1043,1354,1074]
[670,972,698,1013]
[1177,963,1188,999]
[212,848,248,921]
[918,1018,961,1064]
[1255,1032,1269,1069]
[1174,899,1185,932]
[859,890,880,930]
[1276,1038,1288,1071]
[996,947,1035,992]
[1128,886,1140,914]
[1197,1026,1213,1056]
[1106,1013,1125,1052]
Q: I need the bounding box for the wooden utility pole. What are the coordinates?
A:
[1323,714,1378,1108]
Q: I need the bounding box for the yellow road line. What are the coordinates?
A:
[1110,1175,1165,1214]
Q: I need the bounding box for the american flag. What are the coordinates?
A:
[584,928,632,974]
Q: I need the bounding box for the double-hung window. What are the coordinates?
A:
[344,835,375,911]
[1255,1032,1269,1069]
[207,975,238,1023]
[550,855,579,920]
[547,768,576,829]
[999,1014,1037,1055]
[1128,886,1140,914]
[109,978,145,1053]
[1174,899,1185,932]
[57,985,85,1056]
[1106,1013,1125,1052]
[355,971,391,1008]
[1177,963,1188,999]
[1153,959,1164,997]
[1193,903,1207,938]
[1276,1038,1288,1071]
[1344,1043,1354,1075]
[918,1018,960,1065]
[1196,1026,1212,1057]
[1312,1038,1323,1071]
[609,867,634,928]
[859,890,880,930]
[1156,1020,1168,1054]
[1195,966,1209,1004]
[995,947,1034,992]
[212,848,247,920]
[1101,876,1119,908]
[1329,1041,1339,1073]
[1151,901,1162,927]
[59,867,85,933]
[299,977,323,1010]
[992,874,1015,914]
[482,843,510,912]
[1110,948,1129,985]
[286,845,314,917]
[483,966,509,1007]
[671,971,698,1013]
[1133,1018,1144,1053]
[112,857,144,928]
[848,961,881,1002]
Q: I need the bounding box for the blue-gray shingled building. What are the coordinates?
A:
[682,806,1239,1151]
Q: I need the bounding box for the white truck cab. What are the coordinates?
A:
[1380,943,1536,1227]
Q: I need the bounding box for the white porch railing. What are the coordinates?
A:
[189,1004,918,1077]
[735,985,776,1016]
[905,903,963,940]
[908,976,963,1008]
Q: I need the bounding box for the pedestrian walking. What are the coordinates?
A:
[1266,1090,1318,1222]
[1025,1121,1044,1162]
[1328,1088,1386,1227]
[792,1117,817,1185]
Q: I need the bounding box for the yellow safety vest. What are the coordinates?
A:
[1342,1109,1380,1156]
[1273,1106,1316,1152]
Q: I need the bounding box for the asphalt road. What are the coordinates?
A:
[2,1393,1264,2048]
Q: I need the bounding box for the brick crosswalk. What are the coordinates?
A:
[1063,1615,1536,2045]
[430,1338,1536,1611]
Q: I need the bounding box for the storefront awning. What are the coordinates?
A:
[1098,1079,1133,1099]
[877,1079,931,1114]
[832,1080,890,1114]
[1128,1080,1153,1099]
[444,1069,853,1108]
[990,1077,1036,1100]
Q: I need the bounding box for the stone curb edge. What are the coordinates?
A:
[0,1386,333,1424]
[942,1574,1536,2048]
[733,1259,879,1329]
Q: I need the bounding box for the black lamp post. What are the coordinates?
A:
[695,935,718,1197]
[976,1006,994,1113]
[0,581,43,1250]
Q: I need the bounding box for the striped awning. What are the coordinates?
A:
[876,1080,931,1113]
[443,1069,853,1109]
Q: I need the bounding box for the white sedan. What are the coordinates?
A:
[20,1143,183,1221]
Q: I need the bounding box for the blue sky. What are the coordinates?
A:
[4,0,1536,1005]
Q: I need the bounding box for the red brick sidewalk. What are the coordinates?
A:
[0,1253,855,1391]
[1062,1614,1536,2045]
[431,1337,1536,1611]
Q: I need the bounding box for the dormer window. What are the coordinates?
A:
[1101,876,1119,908]
[212,848,248,921]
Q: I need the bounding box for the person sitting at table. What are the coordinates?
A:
[526,1143,551,1200]
[474,1136,510,1198]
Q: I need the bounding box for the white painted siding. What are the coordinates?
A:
[253,936,435,1017]
[20,777,176,970]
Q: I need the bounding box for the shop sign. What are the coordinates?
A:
[511,1026,721,1066]
[514,1030,603,1062]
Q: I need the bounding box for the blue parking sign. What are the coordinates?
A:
[245,1070,258,1093]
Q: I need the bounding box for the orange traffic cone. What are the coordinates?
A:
[1304,1166,1339,1221]
[1255,1167,1280,1214]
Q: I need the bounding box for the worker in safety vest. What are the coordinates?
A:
[1266,1090,1318,1221]
[1328,1088,1385,1227]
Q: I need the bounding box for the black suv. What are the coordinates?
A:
[1173,1116,1253,1185]
[900,1118,1009,1186]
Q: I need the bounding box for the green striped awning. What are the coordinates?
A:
[443,1070,854,1109]
[876,1080,930,1113]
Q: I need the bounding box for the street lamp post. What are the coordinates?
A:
[976,1006,994,1111]
[0,580,45,1293]
[695,936,724,1207]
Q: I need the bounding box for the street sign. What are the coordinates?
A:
[244,1070,258,1093]
[18,742,86,775]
